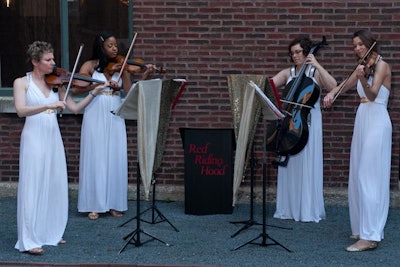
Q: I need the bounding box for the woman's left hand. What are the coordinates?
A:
[92,81,109,95]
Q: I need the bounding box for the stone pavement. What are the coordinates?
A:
[1,182,400,267]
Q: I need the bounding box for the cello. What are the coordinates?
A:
[266,36,327,167]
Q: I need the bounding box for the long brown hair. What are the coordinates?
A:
[353,29,377,53]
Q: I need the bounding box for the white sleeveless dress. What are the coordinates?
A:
[348,77,391,241]
[77,71,128,213]
[273,66,326,222]
[15,73,68,251]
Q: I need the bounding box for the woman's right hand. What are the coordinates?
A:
[51,101,67,112]
[323,92,335,108]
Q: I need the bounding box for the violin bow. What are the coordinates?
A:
[333,41,377,103]
[60,43,84,117]
[114,32,138,84]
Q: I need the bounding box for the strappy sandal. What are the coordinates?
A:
[28,247,44,255]
[88,212,99,220]
[109,209,123,217]
[346,240,378,252]
[349,234,360,240]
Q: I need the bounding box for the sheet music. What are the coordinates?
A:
[249,81,285,120]
[112,81,141,120]
[113,78,187,118]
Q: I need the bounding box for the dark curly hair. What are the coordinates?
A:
[287,35,313,62]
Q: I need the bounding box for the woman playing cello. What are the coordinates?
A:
[272,35,336,223]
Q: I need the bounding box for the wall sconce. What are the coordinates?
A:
[6,0,11,8]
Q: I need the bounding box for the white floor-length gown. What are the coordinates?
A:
[15,73,68,252]
[273,67,326,222]
[78,71,128,213]
[348,77,391,241]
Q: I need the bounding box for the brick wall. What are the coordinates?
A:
[1,0,400,191]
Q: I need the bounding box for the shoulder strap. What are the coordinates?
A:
[307,66,316,78]
[26,72,32,82]
[290,66,296,78]
[291,65,316,78]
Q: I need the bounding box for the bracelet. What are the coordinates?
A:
[89,91,96,97]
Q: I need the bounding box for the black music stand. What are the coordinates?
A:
[113,79,185,252]
[230,141,290,238]
[230,142,261,237]
[230,78,290,238]
[116,79,185,233]
[118,173,179,232]
[119,163,170,253]
[232,81,292,252]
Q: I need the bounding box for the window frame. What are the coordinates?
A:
[0,0,133,92]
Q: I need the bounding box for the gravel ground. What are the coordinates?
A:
[1,195,400,267]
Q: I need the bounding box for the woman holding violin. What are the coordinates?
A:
[272,36,337,223]
[75,31,156,220]
[324,30,392,252]
[13,41,108,255]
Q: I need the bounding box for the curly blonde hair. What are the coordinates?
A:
[27,41,53,62]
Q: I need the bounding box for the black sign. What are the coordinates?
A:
[180,128,234,215]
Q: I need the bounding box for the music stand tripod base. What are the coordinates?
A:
[119,179,179,232]
[232,163,292,253]
[232,232,292,252]
[119,227,171,254]
[119,163,172,253]
[230,143,262,238]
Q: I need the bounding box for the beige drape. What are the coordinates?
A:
[227,74,268,206]
[114,78,186,199]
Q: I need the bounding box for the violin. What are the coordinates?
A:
[331,41,377,103]
[45,67,104,88]
[266,37,327,167]
[360,51,379,78]
[105,55,166,75]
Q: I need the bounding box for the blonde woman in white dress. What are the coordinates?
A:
[13,41,108,255]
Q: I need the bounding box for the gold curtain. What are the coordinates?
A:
[227,74,268,205]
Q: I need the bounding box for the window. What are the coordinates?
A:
[0,0,130,88]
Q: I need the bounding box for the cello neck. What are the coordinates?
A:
[283,37,327,105]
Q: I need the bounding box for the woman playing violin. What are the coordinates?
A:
[272,36,336,223]
[324,30,392,252]
[13,41,108,255]
[75,31,156,221]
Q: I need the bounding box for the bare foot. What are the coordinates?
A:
[110,209,123,217]
[88,212,99,220]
